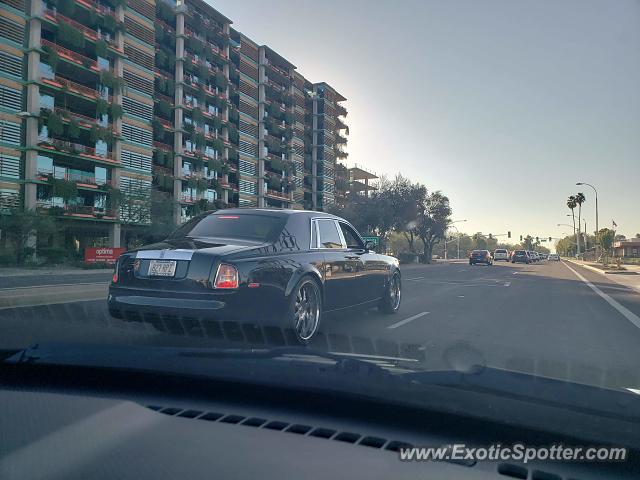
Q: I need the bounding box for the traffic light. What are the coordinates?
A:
[549,237,552,242]
[536,237,539,242]
[488,233,492,240]
[508,231,511,238]
[520,235,523,241]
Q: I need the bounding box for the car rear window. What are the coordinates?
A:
[169,213,286,242]
[515,250,526,254]
[495,249,507,253]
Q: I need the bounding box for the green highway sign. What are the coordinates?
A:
[362,236,379,246]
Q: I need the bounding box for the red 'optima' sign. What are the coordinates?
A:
[84,247,126,264]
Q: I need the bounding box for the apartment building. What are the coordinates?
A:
[0,0,349,250]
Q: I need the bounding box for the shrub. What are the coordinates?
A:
[0,251,16,266]
[38,246,68,265]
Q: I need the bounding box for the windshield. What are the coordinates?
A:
[1,0,639,471]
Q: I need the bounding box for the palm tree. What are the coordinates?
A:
[567,195,577,234]
[576,192,586,255]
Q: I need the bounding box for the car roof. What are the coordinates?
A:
[207,208,338,219]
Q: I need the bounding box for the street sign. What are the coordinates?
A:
[85,247,126,264]
[362,236,379,246]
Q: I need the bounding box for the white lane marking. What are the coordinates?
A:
[504,282,511,287]
[405,276,425,281]
[387,311,429,329]
[512,272,519,275]
[458,269,467,272]
[563,262,640,329]
[457,295,465,298]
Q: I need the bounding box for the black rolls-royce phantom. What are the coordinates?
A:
[108,209,401,343]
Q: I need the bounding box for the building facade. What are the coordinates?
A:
[0,0,350,251]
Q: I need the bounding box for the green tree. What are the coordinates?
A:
[415,191,451,263]
[0,209,56,265]
[567,195,577,237]
[597,228,616,265]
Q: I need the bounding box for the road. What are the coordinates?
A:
[1,260,640,391]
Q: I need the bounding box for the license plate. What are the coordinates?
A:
[148,260,177,277]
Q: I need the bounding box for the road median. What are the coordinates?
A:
[0,282,109,309]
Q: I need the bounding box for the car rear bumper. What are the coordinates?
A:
[108,285,287,324]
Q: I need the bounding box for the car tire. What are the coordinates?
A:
[287,276,322,345]
[379,272,401,314]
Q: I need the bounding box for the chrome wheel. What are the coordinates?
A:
[389,274,401,310]
[294,281,320,341]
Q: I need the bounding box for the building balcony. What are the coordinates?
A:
[35,171,117,189]
[263,60,292,80]
[37,138,119,165]
[154,116,173,131]
[180,193,196,203]
[40,75,103,102]
[52,107,112,132]
[37,203,118,220]
[41,39,101,73]
[265,189,291,201]
[42,8,123,54]
[153,141,173,152]
[76,0,117,19]
[155,19,175,35]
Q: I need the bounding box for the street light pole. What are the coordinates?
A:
[577,182,598,258]
[445,219,467,260]
[449,225,462,259]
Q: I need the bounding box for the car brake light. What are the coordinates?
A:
[112,272,118,283]
[214,263,239,289]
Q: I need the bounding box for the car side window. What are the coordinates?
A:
[339,222,364,249]
[315,219,344,249]
[310,220,318,248]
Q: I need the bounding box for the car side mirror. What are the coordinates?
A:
[364,240,376,251]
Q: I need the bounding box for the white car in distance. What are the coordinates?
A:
[493,249,510,261]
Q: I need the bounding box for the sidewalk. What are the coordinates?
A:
[564,258,640,294]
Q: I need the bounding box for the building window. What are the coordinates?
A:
[95,140,108,157]
[39,93,54,112]
[36,155,53,174]
[97,56,110,71]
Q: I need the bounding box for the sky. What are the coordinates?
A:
[214,0,640,240]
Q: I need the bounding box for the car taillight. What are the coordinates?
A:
[213,263,239,289]
[112,260,119,283]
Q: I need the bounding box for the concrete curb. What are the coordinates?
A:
[564,259,639,276]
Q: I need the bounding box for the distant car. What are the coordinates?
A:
[493,249,509,261]
[469,249,493,266]
[511,250,530,264]
[540,253,548,260]
[529,251,539,262]
[548,253,560,261]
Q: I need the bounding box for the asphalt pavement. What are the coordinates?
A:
[1,259,640,392]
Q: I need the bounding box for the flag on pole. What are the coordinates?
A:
[612,219,618,228]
